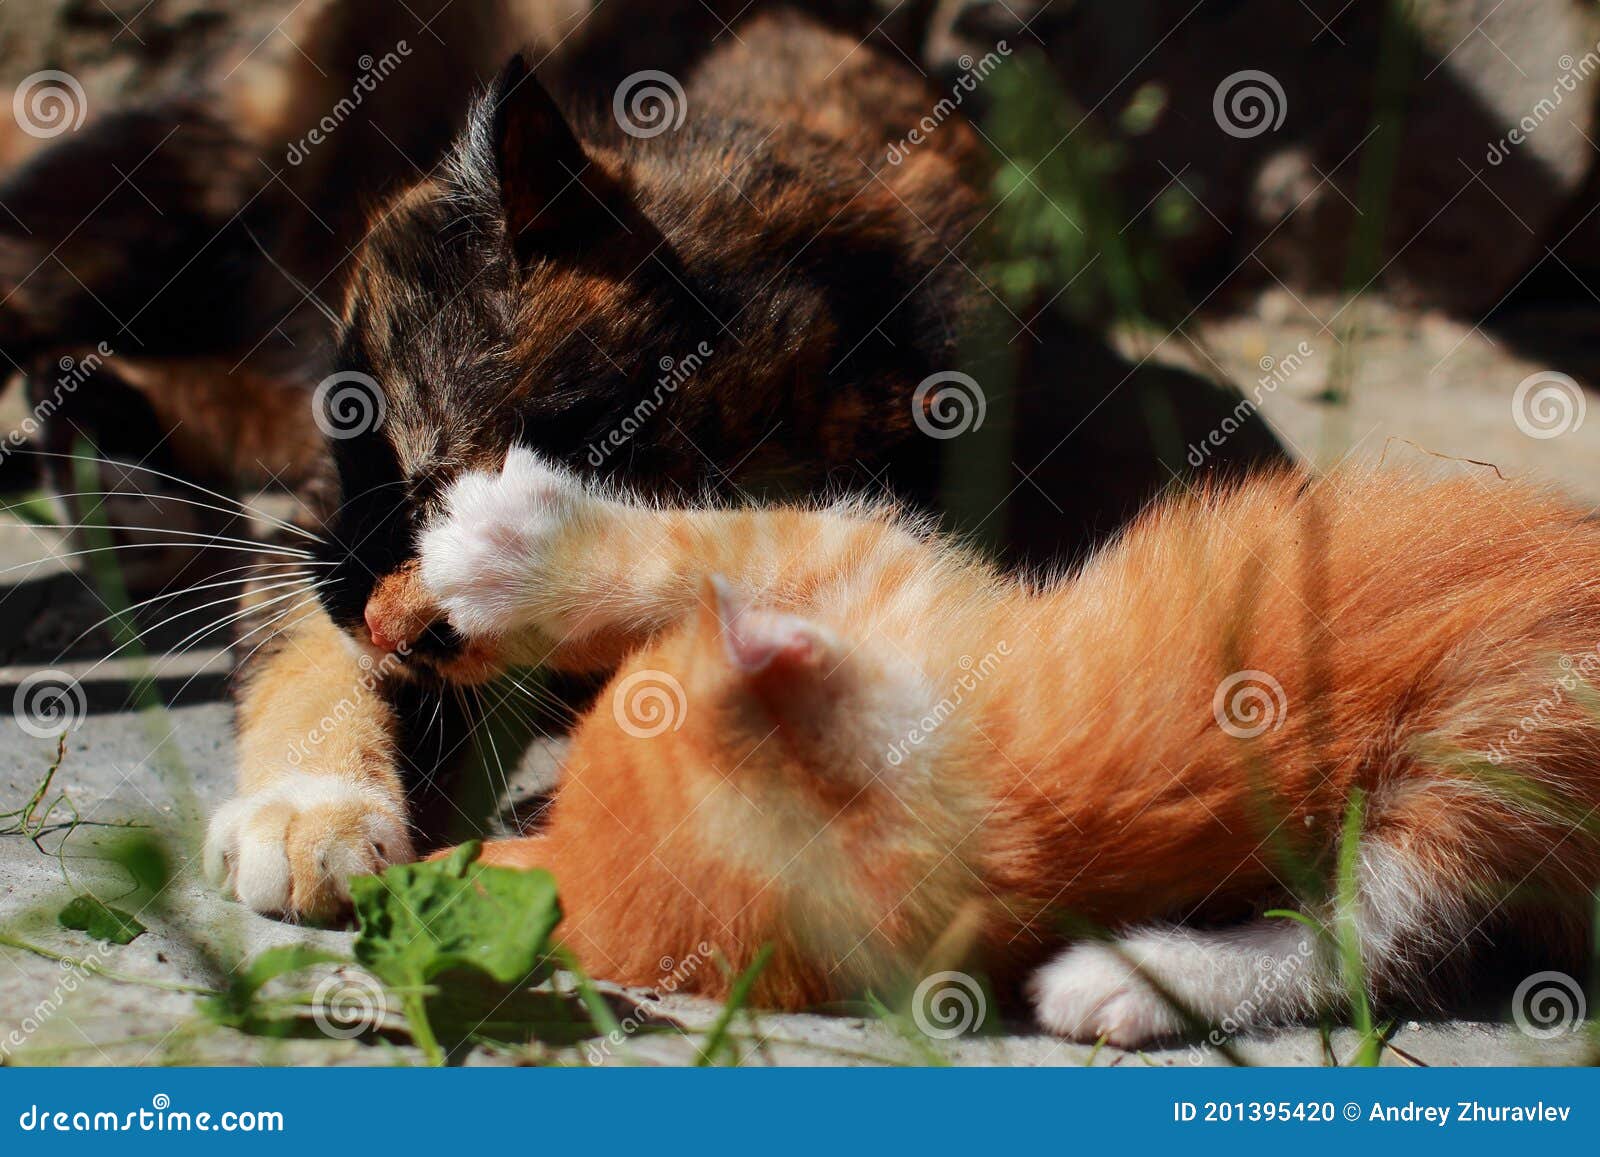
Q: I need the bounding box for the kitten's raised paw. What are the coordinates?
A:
[418,446,591,640]
[204,773,412,919]
[1029,942,1187,1048]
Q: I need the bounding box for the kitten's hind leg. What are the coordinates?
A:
[1031,824,1501,1047]
[1030,919,1333,1047]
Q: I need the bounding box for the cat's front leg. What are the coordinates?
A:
[416,447,689,671]
[206,607,413,918]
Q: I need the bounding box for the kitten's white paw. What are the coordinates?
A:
[418,446,590,639]
[1029,941,1187,1047]
[204,773,412,919]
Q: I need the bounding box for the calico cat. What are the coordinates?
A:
[205,9,989,916]
[369,449,1598,1045]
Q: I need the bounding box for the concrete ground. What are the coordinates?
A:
[2,291,1599,1066]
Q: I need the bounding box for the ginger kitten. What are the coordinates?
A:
[343,448,1600,1044]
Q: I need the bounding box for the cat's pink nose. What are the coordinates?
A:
[365,604,402,652]
[363,563,439,655]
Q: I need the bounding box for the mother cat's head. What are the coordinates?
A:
[309,49,977,683]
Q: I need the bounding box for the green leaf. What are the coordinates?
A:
[349,842,563,1063]
[351,842,561,989]
[57,894,144,945]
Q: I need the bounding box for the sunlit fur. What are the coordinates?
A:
[206,8,986,919]
[421,454,1600,1041]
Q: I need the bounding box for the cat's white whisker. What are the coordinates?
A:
[0,542,320,578]
[165,581,330,660]
[470,685,516,834]
[61,565,319,657]
[69,575,322,682]
[16,490,326,545]
[167,597,324,705]
[14,521,318,557]
[17,449,324,543]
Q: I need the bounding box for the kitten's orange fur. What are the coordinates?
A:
[417,456,1600,1036]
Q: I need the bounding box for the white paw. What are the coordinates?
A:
[204,772,412,919]
[1029,942,1187,1047]
[417,446,591,640]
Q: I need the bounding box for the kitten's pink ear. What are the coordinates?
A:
[707,575,834,675]
[489,54,622,262]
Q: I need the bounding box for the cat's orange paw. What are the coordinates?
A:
[205,773,412,919]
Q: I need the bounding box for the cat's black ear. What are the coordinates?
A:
[489,53,621,262]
